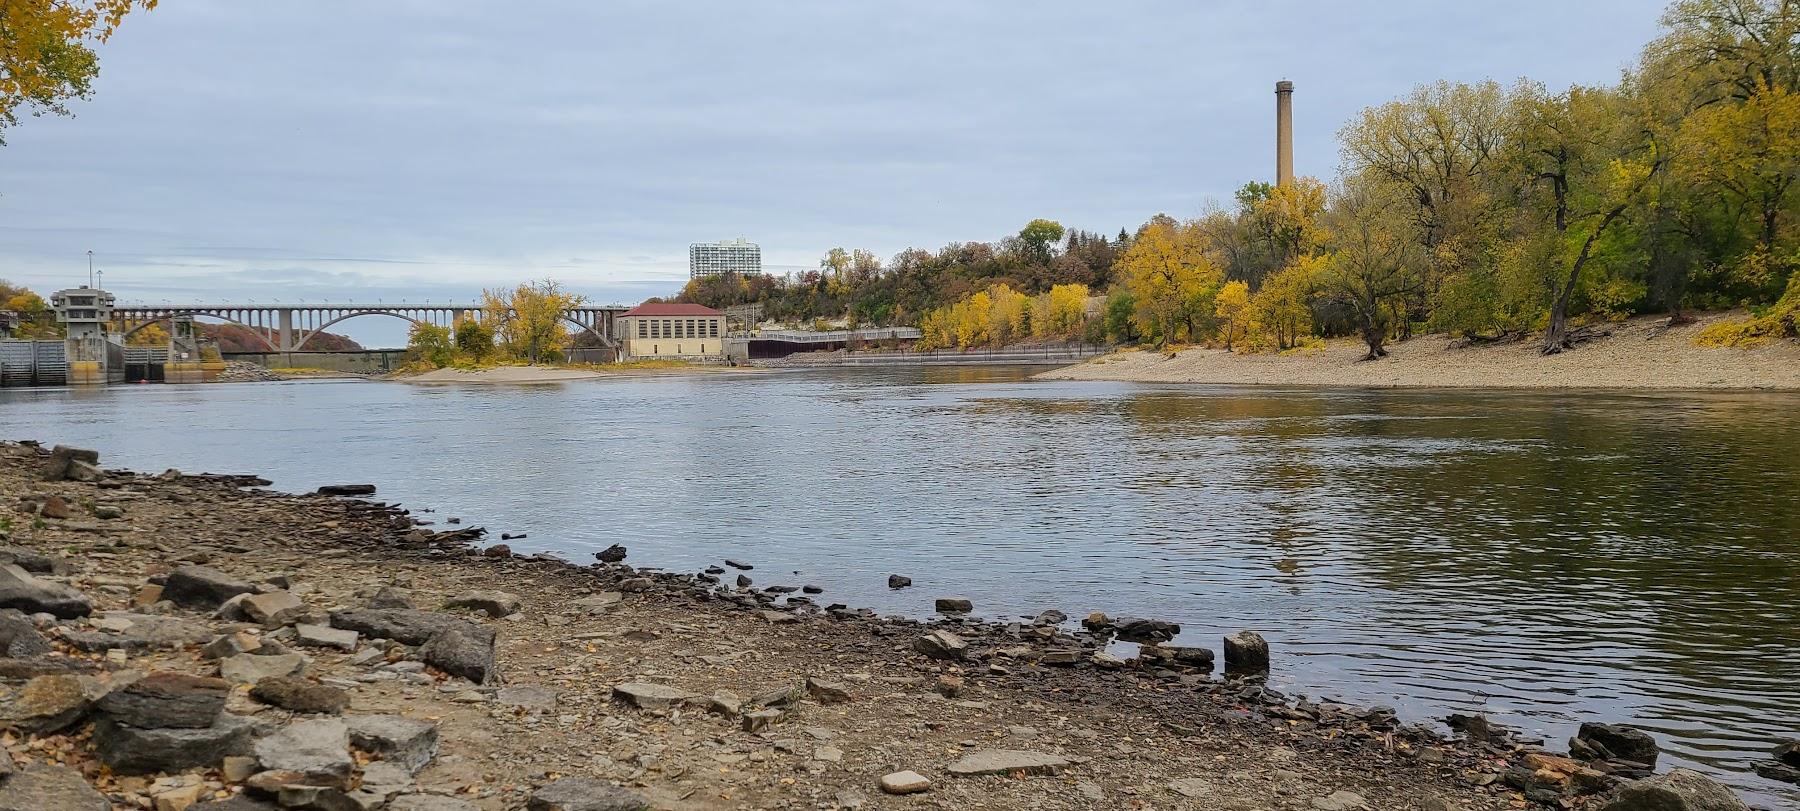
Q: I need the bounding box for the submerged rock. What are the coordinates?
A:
[1574,722,1660,768]
[934,597,973,614]
[1223,630,1270,673]
[1113,617,1180,644]
[595,544,628,563]
[886,574,911,589]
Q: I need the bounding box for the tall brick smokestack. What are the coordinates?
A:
[1275,80,1294,188]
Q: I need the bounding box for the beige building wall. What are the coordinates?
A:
[620,315,726,360]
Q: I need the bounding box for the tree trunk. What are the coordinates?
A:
[1359,313,1387,361]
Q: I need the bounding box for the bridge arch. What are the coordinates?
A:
[118,312,279,353]
[294,310,425,351]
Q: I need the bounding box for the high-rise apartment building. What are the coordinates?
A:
[689,238,762,279]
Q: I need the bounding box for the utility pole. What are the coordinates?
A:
[87,250,94,287]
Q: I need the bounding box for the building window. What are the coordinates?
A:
[708,319,719,337]
[636,320,646,338]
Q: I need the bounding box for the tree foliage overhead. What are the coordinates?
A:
[0,0,154,143]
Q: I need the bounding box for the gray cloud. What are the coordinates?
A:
[0,0,1661,345]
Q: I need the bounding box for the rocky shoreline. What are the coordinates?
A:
[0,440,1778,810]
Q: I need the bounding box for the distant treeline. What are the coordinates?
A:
[683,0,1800,357]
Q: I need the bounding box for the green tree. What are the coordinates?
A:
[1505,82,1664,353]
[1018,218,1066,263]
[1318,180,1430,360]
[407,322,454,368]
[454,317,494,360]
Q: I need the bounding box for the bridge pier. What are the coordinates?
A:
[277,309,295,352]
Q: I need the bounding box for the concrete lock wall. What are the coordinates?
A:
[224,350,407,373]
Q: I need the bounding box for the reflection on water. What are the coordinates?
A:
[3,368,1798,801]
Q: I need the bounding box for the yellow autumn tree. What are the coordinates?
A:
[482,280,584,364]
[1117,216,1220,345]
[0,0,155,143]
[1248,255,1325,350]
[1213,281,1250,350]
[1040,283,1089,337]
[124,320,169,346]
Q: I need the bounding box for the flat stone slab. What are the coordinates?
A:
[294,623,358,651]
[0,762,110,811]
[611,682,695,710]
[944,749,1070,777]
[347,715,439,775]
[527,777,650,811]
[220,652,308,684]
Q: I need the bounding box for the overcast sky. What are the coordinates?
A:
[0,1,1663,345]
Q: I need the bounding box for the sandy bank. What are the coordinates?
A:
[1038,311,1800,390]
[397,366,610,384]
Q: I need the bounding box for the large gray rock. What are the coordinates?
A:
[253,718,354,789]
[0,564,90,618]
[40,445,99,482]
[58,612,213,653]
[220,652,308,684]
[96,671,228,729]
[0,609,51,657]
[527,777,650,811]
[944,749,1070,777]
[191,798,281,811]
[612,682,695,710]
[389,797,480,811]
[0,762,109,811]
[1576,722,1660,767]
[251,677,348,715]
[442,591,520,618]
[240,591,307,627]
[0,674,92,734]
[418,624,496,684]
[913,629,967,661]
[0,546,66,575]
[1597,769,1748,811]
[328,609,484,646]
[293,623,358,651]
[1223,630,1270,673]
[93,713,256,773]
[347,715,439,775]
[366,587,414,610]
[163,566,258,608]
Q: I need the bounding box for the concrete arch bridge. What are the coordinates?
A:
[109,304,627,352]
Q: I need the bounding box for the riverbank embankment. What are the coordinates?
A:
[1039,312,1800,390]
[0,442,1764,810]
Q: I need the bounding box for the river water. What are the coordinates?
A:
[3,368,1797,801]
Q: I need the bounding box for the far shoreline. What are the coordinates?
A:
[392,364,761,384]
[1037,311,1800,391]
